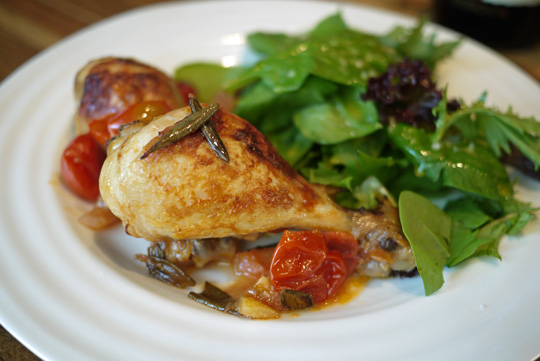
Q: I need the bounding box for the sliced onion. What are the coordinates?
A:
[78,198,119,230]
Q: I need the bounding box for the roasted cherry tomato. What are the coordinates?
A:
[89,100,172,147]
[60,133,106,201]
[176,81,197,106]
[270,230,359,304]
[324,231,360,274]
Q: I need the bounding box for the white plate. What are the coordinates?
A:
[1,1,540,361]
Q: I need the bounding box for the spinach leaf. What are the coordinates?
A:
[228,13,400,92]
[307,30,399,87]
[245,12,348,56]
[229,51,314,94]
[246,33,301,56]
[401,193,536,293]
[235,75,338,128]
[174,63,245,103]
[293,87,380,144]
[388,168,445,198]
[308,12,349,38]
[399,191,451,296]
[267,127,314,166]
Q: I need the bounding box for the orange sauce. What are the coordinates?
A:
[223,267,371,316]
[314,274,370,310]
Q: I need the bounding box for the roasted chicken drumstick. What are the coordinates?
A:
[99,106,355,241]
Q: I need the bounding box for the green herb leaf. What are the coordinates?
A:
[145,256,196,288]
[188,282,240,316]
[281,289,314,310]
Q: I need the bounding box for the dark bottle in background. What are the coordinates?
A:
[433,0,540,49]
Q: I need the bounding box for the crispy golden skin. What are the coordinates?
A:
[99,106,355,241]
[74,57,182,134]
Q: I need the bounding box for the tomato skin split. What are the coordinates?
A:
[270,230,359,304]
[60,133,106,201]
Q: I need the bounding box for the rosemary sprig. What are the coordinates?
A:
[140,102,219,159]
[189,94,229,163]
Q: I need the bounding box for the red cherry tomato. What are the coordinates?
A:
[60,133,106,201]
[176,81,197,106]
[89,100,172,147]
[87,114,113,148]
[270,230,359,304]
[324,231,360,274]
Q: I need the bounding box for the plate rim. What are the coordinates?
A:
[1,1,540,361]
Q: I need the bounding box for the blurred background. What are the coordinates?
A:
[0,0,539,360]
[1,0,539,83]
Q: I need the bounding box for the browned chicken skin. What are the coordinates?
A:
[100,106,355,241]
[74,57,182,134]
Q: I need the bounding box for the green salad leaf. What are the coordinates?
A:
[389,123,513,200]
[379,17,462,69]
[445,197,537,267]
[399,191,451,296]
[293,86,381,144]
[174,63,243,103]
[434,95,540,170]
[174,12,539,296]
[228,13,401,92]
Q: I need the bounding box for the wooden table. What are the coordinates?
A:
[0,0,539,360]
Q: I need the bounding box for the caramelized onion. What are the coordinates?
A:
[78,199,119,230]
